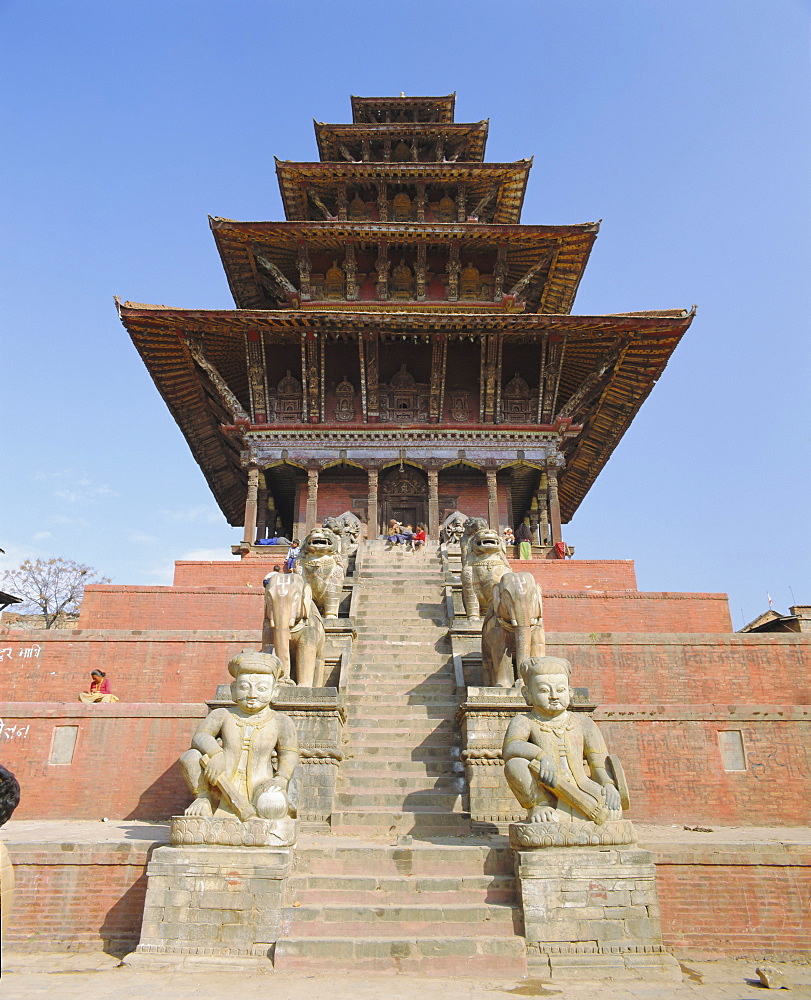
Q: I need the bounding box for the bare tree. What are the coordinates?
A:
[1,558,110,628]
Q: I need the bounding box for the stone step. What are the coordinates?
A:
[344,720,457,734]
[333,789,465,809]
[273,936,527,974]
[339,759,465,776]
[280,903,520,936]
[330,809,471,833]
[286,873,517,905]
[295,844,514,876]
[335,774,465,791]
[346,732,460,747]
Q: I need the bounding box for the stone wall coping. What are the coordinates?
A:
[458,701,811,722]
[0,702,208,718]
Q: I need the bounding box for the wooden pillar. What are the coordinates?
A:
[428,468,439,539]
[538,472,550,545]
[256,485,268,541]
[367,467,379,538]
[305,467,319,534]
[243,466,259,545]
[529,497,540,546]
[547,467,562,546]
[486,468,499,530]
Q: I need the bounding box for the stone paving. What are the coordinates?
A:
[2,956,811,1000]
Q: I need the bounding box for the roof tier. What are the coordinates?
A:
[117,300,693,526]
[314,121,489,163]
[275,160,532,224]
[210,218,599,314]
[351,95,455,124]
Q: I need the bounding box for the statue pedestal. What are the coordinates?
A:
[127,839,292,967]
[512,826,680,980]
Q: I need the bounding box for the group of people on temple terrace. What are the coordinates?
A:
[386,520,427,551]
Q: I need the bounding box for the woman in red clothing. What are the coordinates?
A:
[412,525,427,550]
[79,670,118,703]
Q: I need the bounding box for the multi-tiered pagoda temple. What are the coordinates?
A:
[118,94,693,547]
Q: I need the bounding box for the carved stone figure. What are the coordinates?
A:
[460,520,511,622]
[503,656,628,826]
[298,527,346,619]
[335,510,362,557]
[481,571,545,686]
[178,650,299,845]
[262,572,326,685]
[442,510,466,546]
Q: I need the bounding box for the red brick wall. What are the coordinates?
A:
[510,559,638,591]
[3,839,809,957]
[595,708,811,825]
[656,852,811,956]
[0,630,257,703]
[548,634,811,705]
[5,843,151,954]
[545,591,732,632]
[172,559,281,588]
[2,630,809,706]
[0,704,206,820]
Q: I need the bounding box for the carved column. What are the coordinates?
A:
[538,472,550,545]
[428,335,448,423]
[529,497,540,547]
[367,467,379,538]
[305,467,319,534]
[547,467,562,547]
[376,182,388,222]
[416,182,426,222]
[243,466,260,545]
[446,244,461,302]
[366,333,379,421]
[456,184,467,222]
[337,182,348,222]
[494,244,507,300]
[245,331,268,423]
[344,243,358,300]
[486,468,499,529]
[297,243,311,300]
[428,467,440,539]
[416,243,427,300]
[304,332,320,423]
[256,485,268,541]
[376,241,389,300]
[361,139,371,162]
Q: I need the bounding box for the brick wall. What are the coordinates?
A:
[4,842,152,954]
[3,836,808,957]
[0,630,258,703]
[0,704,206,820]
[548,633,811,705]
[3,630,810,706]
[172,559,282,588]
[594,708,811,825]
[655,849,811,956]
[509,559,638,591]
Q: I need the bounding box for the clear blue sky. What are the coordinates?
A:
[2,1,809,627]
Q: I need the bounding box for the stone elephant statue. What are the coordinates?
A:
[298,526,346,620]
[262,572,326,687]
[481,572,545,686]
[460,521,511,622]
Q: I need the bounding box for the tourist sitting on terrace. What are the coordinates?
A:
[413,525,427,550]
[502,525,515,548]
[401,524,416,549]
[386,519,405,548]
[285,539,300,572]
[79,670,118,704]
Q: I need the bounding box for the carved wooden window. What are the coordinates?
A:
[324,262,345,299]
[392,192,411,222]
[460,264,481,300]
[437,195,455,223]
[348,193,367,221]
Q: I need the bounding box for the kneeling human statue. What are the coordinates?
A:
[180,650,299,823]
[503,656,624,826]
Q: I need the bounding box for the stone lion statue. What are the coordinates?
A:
[298,526,346,619]
[460,520,511,622]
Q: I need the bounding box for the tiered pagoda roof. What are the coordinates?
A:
[119,93,693,532]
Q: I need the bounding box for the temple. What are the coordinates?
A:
[2,95,808,973]
[117,94,693,547]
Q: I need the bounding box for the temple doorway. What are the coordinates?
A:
[379,465,427,533]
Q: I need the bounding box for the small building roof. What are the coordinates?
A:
[314,121,490,162]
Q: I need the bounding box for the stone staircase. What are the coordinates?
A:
[275,540,526,974]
